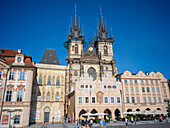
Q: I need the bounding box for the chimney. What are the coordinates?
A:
[18,49,22,53]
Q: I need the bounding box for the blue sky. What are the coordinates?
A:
[0,0,170,79]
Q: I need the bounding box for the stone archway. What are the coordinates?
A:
[146,108,150,111]
[157,108,161,110]
[91,109,98,119]
[114,109,120,119]
[104,109,112,119]
[79,109,86,117]
[44,107,50,122]
[127,109,132,112]
[136,108,140,112]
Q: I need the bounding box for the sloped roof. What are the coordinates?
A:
[40,48,60,65]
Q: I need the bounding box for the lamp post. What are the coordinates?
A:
[120,88,124,118]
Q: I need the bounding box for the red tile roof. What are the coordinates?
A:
[0,49,34,67]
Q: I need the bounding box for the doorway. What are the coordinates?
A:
[44,112,49,122]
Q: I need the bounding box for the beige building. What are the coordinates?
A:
[0,49,36,127]
[68,72,122,120]
[119,70,169,114]
[30,49,66,124]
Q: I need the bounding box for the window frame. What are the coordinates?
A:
[78,97,82,104]
[17,90,23,102]
[19,72,25,80]
[6,90,12,102]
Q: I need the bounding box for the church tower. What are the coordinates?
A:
[94,8,118,76]
[64,5,85,94]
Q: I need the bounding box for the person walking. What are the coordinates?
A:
[114,118,116,125]
[43,122,46,128]
[125,117,128,128]
[131,116,134,125]
[100,119,103,128]
[90,119,93,127]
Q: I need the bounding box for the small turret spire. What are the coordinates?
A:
[79,17,80,30]
[110,26,113,38]
[82,24,84,38]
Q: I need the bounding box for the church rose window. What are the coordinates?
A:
[87,67,96,81]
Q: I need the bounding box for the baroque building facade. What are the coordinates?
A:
[0,49,36,127]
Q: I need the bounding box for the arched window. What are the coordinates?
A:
[46,92,50,101]
[37,91,41,101]
[56,77,60,86]
[87,67,96,81]
[38,75,42,84]
[47,76,51,85]
[74,71,78,76]
[75,44,78,54]
[104,46,108,56]
[55,92,59,102]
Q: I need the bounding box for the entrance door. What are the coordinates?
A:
[44,112,49,122]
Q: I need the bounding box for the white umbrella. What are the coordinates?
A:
[154,110,167,115]
[143,110,154,115]
[93,113,109,116]
[120,112,129,115]
[81,113,95,116]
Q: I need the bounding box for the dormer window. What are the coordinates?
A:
[17,57,21,62]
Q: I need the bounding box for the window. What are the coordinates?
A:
[6,90,12,102]
[125,87,128,92]
[106,67,108,71]
[152,74,154,77]
[55,92,59,102]
[152,87,155,92]
[108,85,111,88]
[117,97,120,103]
[38,75,42,84]
[137,97,140,103]
[86,85,88,88]
[146,80,148,84]
[104,97,108,103]
[130,80,133,84]
[56,77,60,85]
[90,85,92,88]
[80,85,84,88]
[126,97,129,103]
[143,97,146,103]
[134,80,137,84]
[140,74,142,77]
[141,80,144,84]
[17,90,23,102]
[126,73,129,76]
[78,97,82,103]
[17,57,21,62]
[135,87,139,92]
[37,91,41,101]
[158,97,161,103]
[47,76,51,85]
[19,72,25,80]
[124,80,127,83]
[163,89,166,94]
[162,83,165,86]
[104,85,106,88]
[148,97,151,103]
[112,86,116,89]
[142,87,145,92]
[74,71,78,76]
[92,97,95,103]
[0,71,2,79]
[153,97,157,103]
[132,97,135,103]
[72,46,74,51]
[110,97,114,103]
[14,115,20,124]
[104,46,108,56]
[151,80,153,84]
[155,80,158,84]
[87,67,96,81]
[131,87,134,92]
[147,87,150,92]
[75,44,78,54]
[46,92,50,101]
[85,97,89,103]
[9,71,15,80]
[156,87,160,93]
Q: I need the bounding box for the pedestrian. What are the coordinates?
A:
[102,118,106,128]
[90,119,93,127]
[125,117,128,128]
[75,119,79,128]
[100,119,103,128]
[114,118,116,124]
[131,116,134,125]
[134,117,136,125]
[165,115,168,122]
[43,122,46,128]
[86,124,91,128]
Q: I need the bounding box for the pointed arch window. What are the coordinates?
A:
[47,76,51,85]
[87,67,96,81]
[74,71,78,76]
[55,92,59,102]
[104,46,108,56]
[46,92,50,102]
[75,44,78,54]
[37,91,41,101]
[38,75,42,84]
[56,77,60,86]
